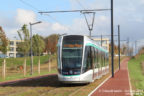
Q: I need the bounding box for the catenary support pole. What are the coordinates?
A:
[30,23,33,75]
[29,21,41,75]
[118,25,120,70]
[111,0,114,77]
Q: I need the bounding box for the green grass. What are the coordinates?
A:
[0,55,55,67]
[0,54,57,82]
[128,54,144,96]
[0,68,57,82]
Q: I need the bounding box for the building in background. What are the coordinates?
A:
[93,38,109,51]
[1,38,110,58]
[6,40,23,58]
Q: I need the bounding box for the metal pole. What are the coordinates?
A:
[111,0,114,77]
[118,25,120,70]
[30,23,33,75]
[90,30,92,37]
[29,21,41,75]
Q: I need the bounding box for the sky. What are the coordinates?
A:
[0,0,144,48]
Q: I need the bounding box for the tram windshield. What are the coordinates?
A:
[62,36,83,70]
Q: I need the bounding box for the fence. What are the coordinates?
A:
[0,55,57,81]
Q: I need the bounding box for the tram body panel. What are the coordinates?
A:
[58,70,93,83]
[58,73,80,83]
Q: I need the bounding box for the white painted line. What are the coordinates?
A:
[88,68,119,96]
[88,75,111,96]
[127,63,133,96]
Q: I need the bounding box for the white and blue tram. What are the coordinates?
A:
[57,35,109,83]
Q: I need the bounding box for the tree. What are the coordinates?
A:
[0,26,8,79]
[32,34,45,74]
[32,34,45,56]
[114,45,118,55]
[17,24,30,76]
[0,26,8,54]
[17,24,30,56]
[44,34,59,54]
[109,43,119,54]
[121,44,128,55]
[138,47,144,55]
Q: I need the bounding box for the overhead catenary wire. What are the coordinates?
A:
[19,0,40,11]
[74,0,96,37]
[19,0,59,22]
[75,0,94,18]
[20,0,110,37]
[38,9,111,37]
[19,0,73,35]
[91,34,116,37]
[74,0,110,38]
[75,0,86,9]
[39,9,110,14]
[19,0,111,37]
[19,0,46,36]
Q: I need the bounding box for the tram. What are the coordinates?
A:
[57,35,109,83]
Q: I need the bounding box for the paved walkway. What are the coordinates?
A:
[91,58,132,96]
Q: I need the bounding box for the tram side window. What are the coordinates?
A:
[102,52,104,67]
[103,52,106,66]
[106,53,109,66]
[104,52,106,67]
[91,47,95,68]
[94,48,97,68]
[83,46,92,72]
[97,49,100,68]
[99,50,101,68]
[100,51,102,68]
[57,46,61,72]
[100,51,103,67]
[103,52,105,67]
[105,53,108,66]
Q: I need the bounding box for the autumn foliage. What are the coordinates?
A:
[0,26,8,54]
[44,34,59,54]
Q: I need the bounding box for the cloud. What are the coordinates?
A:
[52,23,68,31]
[13,9,109,38]
[68,0,144,45]
[0,9,71,39]
[1,0,144,47]
[70,0,110,9]
[16,9,36,25]
[64,15,110,36]
[31,21,69,37]
[140,0,144,4]
[0,9,37,39]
